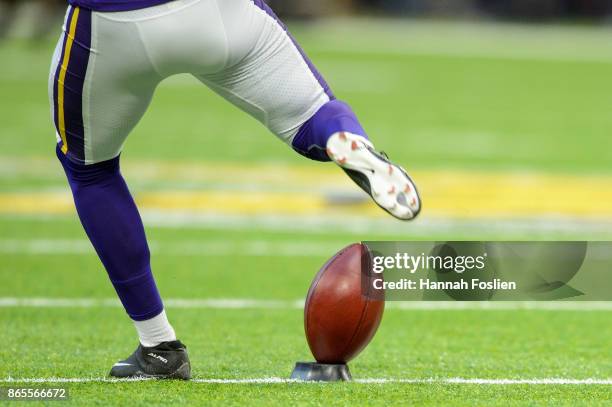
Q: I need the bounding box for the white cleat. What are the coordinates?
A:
[326,132,421,220]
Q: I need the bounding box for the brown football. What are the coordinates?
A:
[304,243,384,364]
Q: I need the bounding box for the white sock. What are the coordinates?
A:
[133,310,176,347]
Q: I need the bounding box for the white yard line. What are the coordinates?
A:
[0,238,337,257]
[0,297,303,309]
[5,237,612,259]
[0,297,610,311]
[0,377,610,385]
[6,237,612,263]
[143,212,612,237]
[4,212,612,238]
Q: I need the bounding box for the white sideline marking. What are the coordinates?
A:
[0,377,610,385]
[0,298,610,311]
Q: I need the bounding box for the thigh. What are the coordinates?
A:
[195,0,334,143]
[49,6,160,165]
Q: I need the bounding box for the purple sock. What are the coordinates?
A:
[56,145,163,321]
[292,100,369,162]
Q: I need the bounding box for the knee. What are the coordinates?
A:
[56,143,120,186]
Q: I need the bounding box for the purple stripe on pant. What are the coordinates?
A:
[68,0,175,12]
[52,7,75,144]
[61,6,92,163]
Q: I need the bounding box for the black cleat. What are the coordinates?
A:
[109,340,191,380]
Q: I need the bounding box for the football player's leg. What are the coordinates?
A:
[196,0,347,159]
[49,7,186,371]
[198,0,420,220]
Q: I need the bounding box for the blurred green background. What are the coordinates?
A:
[2,3,612,238]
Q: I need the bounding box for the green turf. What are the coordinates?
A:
[1,18,611,406]
[1,216,611,405]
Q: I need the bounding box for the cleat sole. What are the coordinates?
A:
[327,132,421,220]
